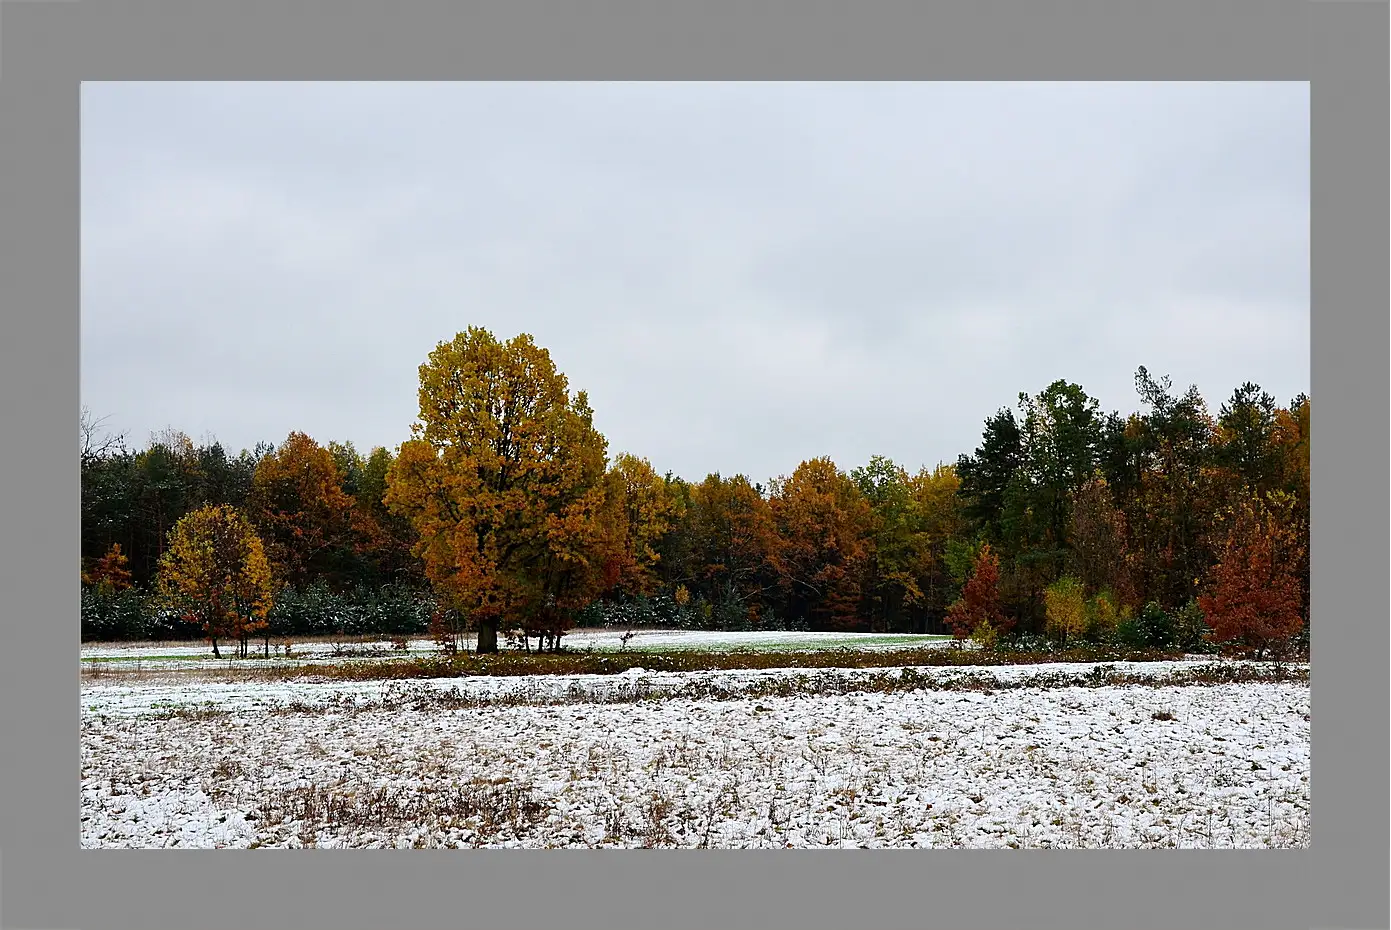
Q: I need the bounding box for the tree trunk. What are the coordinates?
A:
[476,619,498,654]
[210,636,220,659]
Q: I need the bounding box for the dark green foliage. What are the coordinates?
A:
[266,582,436,639]
[81,585,151,642]
[81,432,265,587]
[1116,601,1174,649]
[1170,599,1217,653]
[1112,600,1212,652]
[1216,383,1281,490]
[574,593,690,630]
[574,593,812,632]
[955,408,1023,537]
[81,580,439,642]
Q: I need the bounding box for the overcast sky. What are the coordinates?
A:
[81,82,1308,484]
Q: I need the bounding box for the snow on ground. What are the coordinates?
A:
[80,640,431,667]
[81,662,1309,849]
[80,630,956,667]
[556,629,954,652]
[79,659,1289,718]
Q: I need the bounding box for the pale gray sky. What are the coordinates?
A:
[81,82,1309,483]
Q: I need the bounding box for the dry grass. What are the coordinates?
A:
[136,661,1308,722]
[142,644,1195,685]
[92,692,1307,849]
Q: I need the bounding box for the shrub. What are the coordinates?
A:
[1043,576,1088,645]
[1170,599,1216,653]
[81,584,150,642]
[1000,632,1055,654]
[1116,600,1173,650]
[944,543,1009,641]
[1084,589,1125,642]
[970,619,999,652]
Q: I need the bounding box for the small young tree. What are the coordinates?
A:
[943,543,1009,643]
[1118,600,1175,650]
[156,505,273,658]
[1043,575,1088,646]
[969,618,999,652]
[1198,490,1306,659]
[84,543,134,594]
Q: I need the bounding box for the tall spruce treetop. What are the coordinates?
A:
[955,407,1024,536]
[1215,382,1280,490]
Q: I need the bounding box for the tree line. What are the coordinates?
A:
[82,328,1310,658]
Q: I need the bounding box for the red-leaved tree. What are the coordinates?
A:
[1197,490,1306,659]
[943,543,1011,642]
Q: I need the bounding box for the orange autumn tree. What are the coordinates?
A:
[943,543,1010,643]
[522,398,617,651]
[1198,489,1306,659]
[83,543,134,594]
[685,473,781,626]
[769,457,874,631]
[1271,396,1311,625]
[155,505,273,658]
[603,452,680,598]
[248,432,355,590]
[384,328,610,653]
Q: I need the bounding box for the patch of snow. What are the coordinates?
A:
[81,664,1309,850]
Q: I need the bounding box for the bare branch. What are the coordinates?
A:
[80,407,126,466]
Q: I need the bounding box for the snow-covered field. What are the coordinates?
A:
[78,658,1273,717]
[81,660,1310,849]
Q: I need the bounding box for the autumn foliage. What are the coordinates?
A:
[679,473,781,623]
[599,453,680,598]
[82,339,1309,657]
[1198,490,1307,659]
[248,432,355,589]
[1043,575,1088,645]
[84,543,133,593]
[944,544,1009,641]
[155,504,274,658]
[384,328,611,653]
[770,457,874,631]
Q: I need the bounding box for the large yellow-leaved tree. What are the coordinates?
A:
[385,328,611,653]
